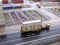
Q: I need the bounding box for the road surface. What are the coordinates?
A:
[0,23,60,45]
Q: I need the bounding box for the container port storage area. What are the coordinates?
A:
[0,0,60,45]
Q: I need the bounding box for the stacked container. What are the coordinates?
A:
[12,0,23,3]
[2,0,8,4]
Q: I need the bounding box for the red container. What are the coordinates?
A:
[2,0,8,4]
[12,0,23,3]
[17,6,22,9]
[52,0,58,2]
[34,0,41,2]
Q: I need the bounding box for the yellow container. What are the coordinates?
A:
[20,26,23,32]
[30,26,33,31]
[38,25,42,30]
[20,26,27,33]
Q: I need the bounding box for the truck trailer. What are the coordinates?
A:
[20,20,50,36]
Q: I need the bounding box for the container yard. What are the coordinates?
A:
[0,0,60,45]
[44,8,60,17]
[4,9,58,25]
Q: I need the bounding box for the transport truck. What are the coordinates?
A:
[20,20,50,36]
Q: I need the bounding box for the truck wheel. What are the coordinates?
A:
[0,35,7,38]
[21,32,27,36]
[46,27,49,31]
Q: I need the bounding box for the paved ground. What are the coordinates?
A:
[0,12,60,45]
[0,23,60,45]
[49,41,60,45]
[44,8,60,17]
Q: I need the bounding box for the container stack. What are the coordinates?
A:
[2,0,23,4]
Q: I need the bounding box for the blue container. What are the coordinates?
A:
[3,6,12,10]
[12,6,17,9]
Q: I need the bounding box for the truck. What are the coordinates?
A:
[20,20,50,36]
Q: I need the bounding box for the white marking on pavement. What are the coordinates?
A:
[16,34,60,45]
[41,6,60,8]
[8,13,15,24]
[39,9,58,19]
[0,27,60,45]
[0,34,43,44]
[14,12,23,23]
